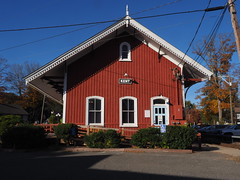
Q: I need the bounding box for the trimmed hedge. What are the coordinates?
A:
[0,115,22,136]
[1,124,46,149]
[53,123,78,144]
[84,130,121,148]
[161,126,196,149]
[131,126,196,149]
[131,127,162,148]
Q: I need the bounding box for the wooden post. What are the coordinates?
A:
[87,126,90,135]
[228,0,240,60]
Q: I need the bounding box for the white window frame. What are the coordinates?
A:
[86,96,104,126]
[120,96,138,127]
[119,42,131,61]
[151,96,169,126]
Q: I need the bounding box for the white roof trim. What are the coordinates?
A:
[25,19,126,83]
[128,18,212,77]
[26,16,212,84]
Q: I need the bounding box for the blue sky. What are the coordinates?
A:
[0,0,239,104]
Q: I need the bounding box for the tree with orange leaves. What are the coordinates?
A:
[194,34,238,124]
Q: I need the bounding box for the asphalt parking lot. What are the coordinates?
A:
[0,147,240,180]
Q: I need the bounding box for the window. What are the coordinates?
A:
[120,97,137,127]
[86,96,104,126]
[119,42,131,61]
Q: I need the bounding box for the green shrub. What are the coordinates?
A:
[131,127,162,148]
[1,124,46,149]
[131,126,196,149]
[103,130,121,148]
[53,123,78,144]
[48,114,59,124]
[161,126,197,149]
[0,115,22,136]
[84,130,121,148]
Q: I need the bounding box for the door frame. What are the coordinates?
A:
[151,96,169,126]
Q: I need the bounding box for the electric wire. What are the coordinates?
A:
[0,7,224,33]
[0,6,224,53]
[193,4,228,68]
[0,24,100,52]
[177,0,212,67]
[130,0,183,16]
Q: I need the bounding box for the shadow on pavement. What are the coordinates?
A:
[192,143,219,152]
[0,150,212,180]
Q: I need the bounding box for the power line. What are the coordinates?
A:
[0,24,99,52]
[0,15,220,53]
[178,0,212,66]
[194,4,228,67]
[130,0,183,16]
[0,6,225,33]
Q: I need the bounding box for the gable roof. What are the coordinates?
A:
[0,104,28,116]
[25,15,213,103]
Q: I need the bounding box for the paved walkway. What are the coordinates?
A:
[202,143,240,157]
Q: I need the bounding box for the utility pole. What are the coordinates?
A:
[228,0,240,60]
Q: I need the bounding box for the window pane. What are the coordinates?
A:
[89,112,94,123]
[89,99,95,110]
[163,116,166,124]
[153,99,165,104]
[155,116,158,124]
[159,108,162,114]
[122,99,128,110]
[129,99,134,110]
[162,108,165,114]
[96,99,101,110]
[122,112,128,123]
[96,112,101,123]
[155,108,158,114]
[122,52,128,59]
[129,112,134,123]
[122,45,128,51]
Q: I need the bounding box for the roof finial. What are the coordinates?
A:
[126,5,129,16]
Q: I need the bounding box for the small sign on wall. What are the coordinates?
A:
[119,78,133,84]
[144,110,150,118]
[160,124,166,133]
[237,114,240,119]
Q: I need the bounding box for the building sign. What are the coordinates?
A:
[119,78,133,84]
[160,124,166,133]
[237,114,240,119]
[144,110,150,118]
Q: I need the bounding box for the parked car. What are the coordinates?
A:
[198,125,228,135]
[220,125,240,136]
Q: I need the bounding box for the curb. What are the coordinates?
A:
[62,147,193,154]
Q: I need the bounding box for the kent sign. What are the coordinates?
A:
[119,78,133,85]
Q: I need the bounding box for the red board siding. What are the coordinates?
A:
[66,35,183,128]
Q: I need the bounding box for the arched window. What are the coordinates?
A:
[86,96,104,126]
[120,96,137,127]
[119,42,131,61]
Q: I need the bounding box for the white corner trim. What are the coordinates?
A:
[62,72,67,124]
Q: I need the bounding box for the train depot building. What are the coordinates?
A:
[25,14,212,131]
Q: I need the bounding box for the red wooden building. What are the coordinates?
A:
[25,14,212,130]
